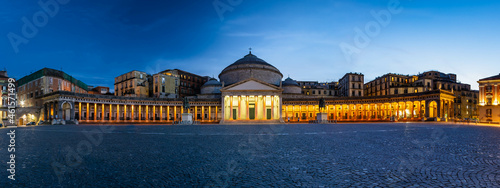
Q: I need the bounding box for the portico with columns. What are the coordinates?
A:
[220,78,284,123]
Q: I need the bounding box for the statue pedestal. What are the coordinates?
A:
[316,112,328,124]
[181,113,193,125]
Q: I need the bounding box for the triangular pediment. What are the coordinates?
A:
[222,78,281,91]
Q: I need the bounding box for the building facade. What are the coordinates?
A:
[339,73,364,97]
[298,81,338,96]
[365,71,478,120]
[478,74,500,122]
[1,70,10,122]
[454,90,478,119]
[152,72,179,98]
[114,70,150,98]
[365,73,421,96]
[89,86,110,95]
[26,52,461,125]
[14,68,89,124]
[160,69,208,98]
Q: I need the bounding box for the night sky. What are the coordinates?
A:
[1,0,499,90]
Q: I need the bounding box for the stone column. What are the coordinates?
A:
[86,103,89,121]
[271,95,274,120]
[70,102,75,121]
[201,106,204,121]
[246,96,249,120]
[494,85,498,104]
[109,104,111,121]
[263,96,267,120]
[132,105,135,121]
[279,96,283,122]
[166,106,170,121]
[138,105,142,121]
[237,96,241,120]
[153,106,156,121]
[174,106,176,121]
[57,102,62,120]
[220,97,224,122]
[124,105,127,121]
[78,102,82,120]
[44,103,48,121]
[436,100,441,118]
[229,96,233,120]
[101,104,105,121]
[195,105,197,120]
[116,104,119,121]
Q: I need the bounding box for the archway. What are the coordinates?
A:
[61,102,72,121]
[428,101,438,118]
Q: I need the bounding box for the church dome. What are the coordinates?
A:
[203,78,222,86]
[201,78,222,94]
[282,77,299,86]
[219,52,283,86]
[282,77,301,94]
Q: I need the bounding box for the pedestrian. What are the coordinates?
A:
[298,117,300,122]
[288,117,290,123]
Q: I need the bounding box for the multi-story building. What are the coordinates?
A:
[89,86,111,95]
[15,68,88,124]
[365,71,471,97]
[478,73,500,122]
[365,71,475,120]
[17,68,88,107]
[152,71,180,98]
[365,73,421,96]
[160,69,208,98]
[298,81,338,96]
[454,90,478,119]
[1,70,10,122]
[339,73,364,97]
[114,70,150,98]
[417,71,470,91]
[37,52,459,125]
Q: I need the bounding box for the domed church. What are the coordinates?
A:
[218,51,285,123]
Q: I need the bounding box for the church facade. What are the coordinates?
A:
[34,52,457,124]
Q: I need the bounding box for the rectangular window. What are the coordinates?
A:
[486,109,492,117]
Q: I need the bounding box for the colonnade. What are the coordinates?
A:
[74,102,220,122]
[223,95,280,121]
[283,99,455,122]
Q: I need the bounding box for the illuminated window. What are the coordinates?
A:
[486,86,492,92]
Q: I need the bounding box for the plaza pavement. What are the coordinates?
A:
[1,122,499,187]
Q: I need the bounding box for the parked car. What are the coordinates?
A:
[26,122,36,126]
[37,120,44,125]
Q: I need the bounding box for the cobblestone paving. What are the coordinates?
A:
[1,123,500,187]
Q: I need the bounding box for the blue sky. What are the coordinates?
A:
[1,0,499,90]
